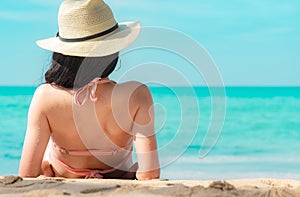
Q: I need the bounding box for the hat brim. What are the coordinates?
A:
[36,22,140,57]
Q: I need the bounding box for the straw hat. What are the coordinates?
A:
[36,0,140,57]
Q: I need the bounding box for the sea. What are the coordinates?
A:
[0,86,300,180]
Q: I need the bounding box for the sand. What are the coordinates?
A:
[1,176,300,197]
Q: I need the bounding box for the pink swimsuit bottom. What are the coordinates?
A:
[44,78,138,179]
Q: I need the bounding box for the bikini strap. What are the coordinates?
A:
[73,77,116,106]
[52,141,132,157]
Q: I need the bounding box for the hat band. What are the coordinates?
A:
[58,23,119,42]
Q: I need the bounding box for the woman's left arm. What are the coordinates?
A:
[19,85,51,177]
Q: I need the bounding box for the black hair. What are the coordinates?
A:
[45,52,118,89]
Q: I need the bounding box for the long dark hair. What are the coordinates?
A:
[45,52,119,89]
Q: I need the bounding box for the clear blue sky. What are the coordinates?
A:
[0,0,299,86]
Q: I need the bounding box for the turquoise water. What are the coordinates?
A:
[1,86,300,180]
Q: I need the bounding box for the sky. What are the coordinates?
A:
[0,0,300,86]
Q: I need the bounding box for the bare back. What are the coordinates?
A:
[19,80,160,180]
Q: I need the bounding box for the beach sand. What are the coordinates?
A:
[1,176,300,196]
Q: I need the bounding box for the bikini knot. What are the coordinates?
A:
[73,77,102,106]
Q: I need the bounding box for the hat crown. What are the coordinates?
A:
[58,0,117,39]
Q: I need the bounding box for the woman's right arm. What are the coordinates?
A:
[132,84,160,180]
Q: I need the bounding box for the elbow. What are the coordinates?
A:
[18,170,40,178]
[136,169,160,181]
[18,173,39,178]
[18,174,37,178]
[18,162,42,178]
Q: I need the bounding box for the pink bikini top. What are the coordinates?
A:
[73,77,116,106]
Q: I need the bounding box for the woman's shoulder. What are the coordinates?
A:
[117,80,147,88]
[33,84,52,98]
[31,84,70,104]
[116,81,152,103]
[34,83,73,97]
[28,84,54,114]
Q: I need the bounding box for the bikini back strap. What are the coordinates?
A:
[53,143,117,156]
[52,141,132,157]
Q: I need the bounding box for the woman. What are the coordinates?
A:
[19,0,160,180]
